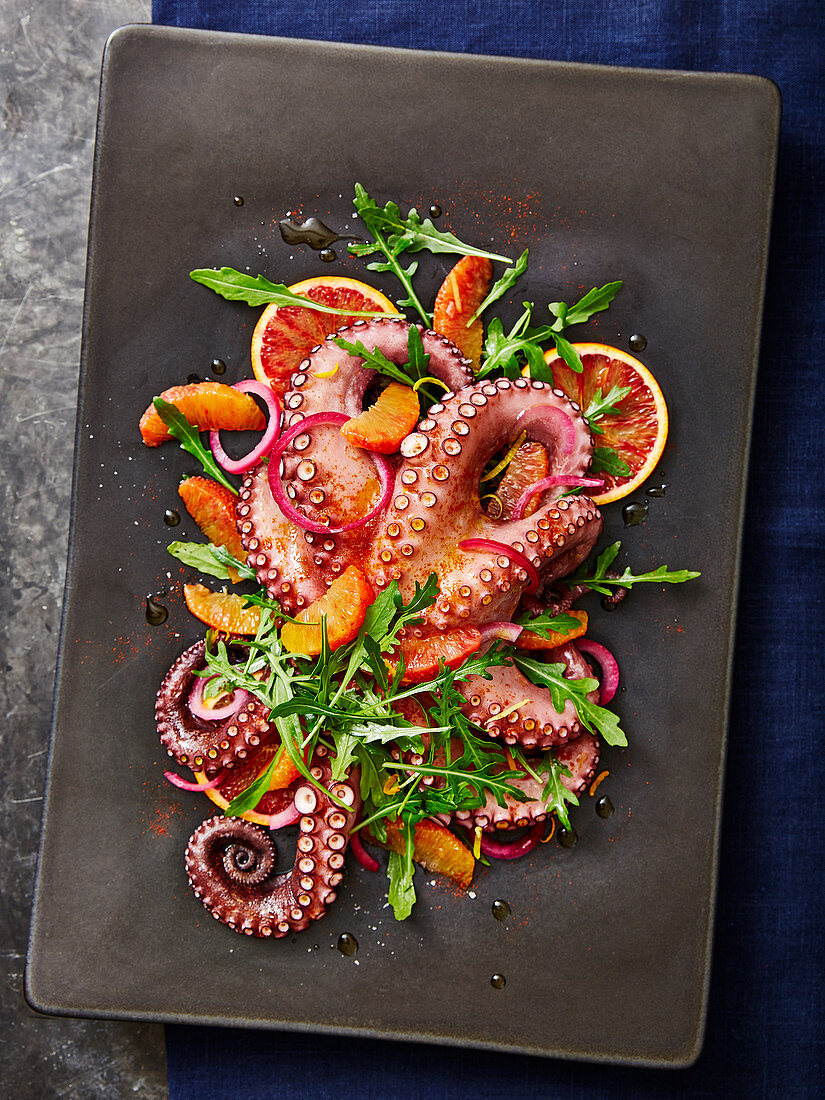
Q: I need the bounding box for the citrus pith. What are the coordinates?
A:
[540,343,668,504]
[251,276,400,396]
[193,743,301,826]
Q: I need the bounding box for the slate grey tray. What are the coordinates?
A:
[26,24,779,1066]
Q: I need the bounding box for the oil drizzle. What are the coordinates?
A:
[145,596,168,625]
[491,899,511,922]
[187,373,205,385]
[163,509,180,527]
[622,501,648,526]
[490,973,506,989]
[337,932,358,957]
[279,217,359,252]
[596,795,615,819]
[629,333,647,352]
[645,483,667,497]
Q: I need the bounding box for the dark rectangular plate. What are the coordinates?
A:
[26,25,779,1066]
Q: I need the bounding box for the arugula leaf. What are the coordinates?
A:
[513,610,582,640]
[207,544,258,581]
[152,398,237,493]
[189,267,396,316]
[167,540,235,580]
[332,327,432,397]
[548,282,622,330]
[590,446,631,478]
[567,541,701,594]
[535,757,579,832]
[352,184,511,264]
[583,384,632,432]
[386,845,416,920]
[349,185,432,324]
[550,329,583,373]
[468,249,529,324]
[513,655,627,747]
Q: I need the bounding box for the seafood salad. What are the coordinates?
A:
[141,185,697,938]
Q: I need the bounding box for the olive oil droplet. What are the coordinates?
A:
[145,596,168,625]
[492,899,511,922]
[233,195,244,206]
[279,217,357,251]
[557,827,578,848]
[337,932,358,956]
[629,333,647,352]
[622,501,648,526]
[645,483,667,497]
[187,372,204,385]
[211,358,227,375]
[163,509,180,527]
[596,795,615,819]
[490,973,506,989]
[319,248,336,263]
[429,204,442,218]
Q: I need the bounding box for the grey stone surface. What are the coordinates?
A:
[1,1,168,1096]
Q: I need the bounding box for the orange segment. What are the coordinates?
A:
[515,609,588,650]
[178,477,245,581]
[139,382,265,446]
[193,743,301,827]
[280,565,374,655]
[493,441,549,519]
[341,382,421,454]
[251,276,400,397]
[383,820,474,888]
[432,255,493,371]
[386,628,482,684]
[540,342,668,504]
[183,583,261,635]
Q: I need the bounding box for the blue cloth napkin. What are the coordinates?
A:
[154,3,825,1096]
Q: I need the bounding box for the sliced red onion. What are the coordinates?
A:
[209,379,282,474]
[478,621,524,646]
[516,404,576,455]
[479,822,545,860]
[459,537,540,593]
[267,803,302,830]
[576,638,620,704]
[511,475,606,521]
[187,676,250,721]
[350,831,380,872]
[267,411,394,534]
[163,769,225,792]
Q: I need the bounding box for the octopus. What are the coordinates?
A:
[158,318,608,937]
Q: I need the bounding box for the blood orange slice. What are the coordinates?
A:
[251,276,400,397]
[193,743,301,827]
[139,382,265,446]
[183,583,261,635]
[432,255,493,371]
[541,343,668,504]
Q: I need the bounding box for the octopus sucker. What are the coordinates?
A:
[185,758,361,937]
[156,640,274,776]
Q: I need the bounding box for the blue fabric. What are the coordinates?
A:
[154,2,825,1096]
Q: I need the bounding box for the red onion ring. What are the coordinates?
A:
[511,475,605,521]
[267,803,302,830]
[575,638,620,704]
[163,769,225,792]
[459,537,540,593]
[267,412,394,534]
[350,831,380,872]
[209,379,282,474]
[516,404,576,455]
[187,676,250,721]
[478,621,524,646]
[479,822,545,860]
